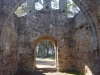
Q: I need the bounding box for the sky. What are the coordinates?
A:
[35,0,59,10]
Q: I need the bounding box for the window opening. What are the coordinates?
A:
[67,0,80,18]
[35,0,43,10]
[51,0,59,10]
[15,1,27,17]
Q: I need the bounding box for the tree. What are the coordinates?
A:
[51,0,59,9]
[67,0,80,17]
[36,40,55,58]
[15,0,80,17]
[15,2,27,17]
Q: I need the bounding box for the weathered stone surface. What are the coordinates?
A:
[0,15,18,75]
[0,0,100,75]
[73,12,100,75]
[17,8,72,71]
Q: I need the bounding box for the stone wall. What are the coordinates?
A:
[97,1,100,74]
[73,12,100,75]
[0,1,2,74]
[0,0,1,13]
[0,15,18,75]
[97,0,100,48]
[17,10,73,71]
[0,0,100,75]
[0,49,3,75]
[0,17,2,48]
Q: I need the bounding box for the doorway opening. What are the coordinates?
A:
[34,36,57,70]
[36,40,56,68]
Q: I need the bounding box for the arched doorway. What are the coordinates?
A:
[36,40,56,68]
[34,36,58,70]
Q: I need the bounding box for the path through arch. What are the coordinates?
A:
[34,36,58,71]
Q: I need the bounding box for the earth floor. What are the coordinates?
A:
[15,58,82,75]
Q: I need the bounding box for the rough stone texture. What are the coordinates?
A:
[0,0,1,13]
[43,0,51,9]
[17,9,72,71]
[0,51,3,75]
[97,0,100,46]
[59,0,67,12]
[73,12,100,75]
[0,0,100,75]
[0,15,18,75]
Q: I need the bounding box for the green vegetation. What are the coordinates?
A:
[67,0,80,17]
[36,40,55,59]
[15,1,27,17]
[15,0,80,17]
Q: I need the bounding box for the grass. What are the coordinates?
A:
[64,69,83,75]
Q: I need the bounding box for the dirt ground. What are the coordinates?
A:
[15,58,77,75]
[15,70,68,75]
[36,58,56,68]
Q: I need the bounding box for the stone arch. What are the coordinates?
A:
[1,0,99,50]
[34,36,57,47]
[72,0,99,50]
[34,36,58,69]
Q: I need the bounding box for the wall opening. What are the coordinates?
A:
[67,0,80,18]
[15,0,27,17]
[35,0,43,10]
[51,0,59,10]
[36,40,56,68]
[34,36,57,70]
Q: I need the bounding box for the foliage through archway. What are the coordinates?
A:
[36,40,55,59]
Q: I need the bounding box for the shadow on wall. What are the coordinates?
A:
[15,70,46,75]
